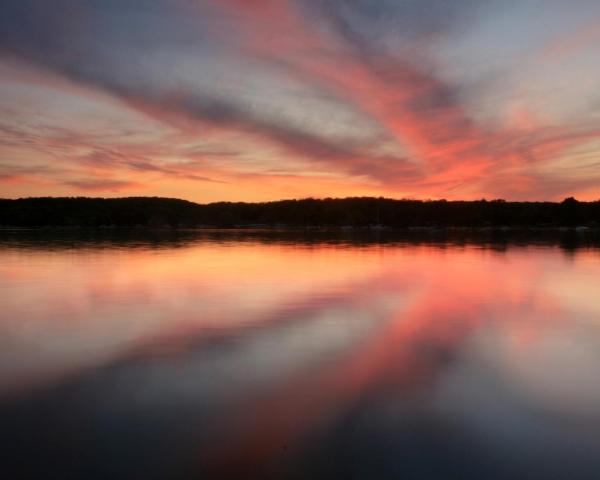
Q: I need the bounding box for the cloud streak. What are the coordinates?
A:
[62,179,143,192]
[0,0,599,199]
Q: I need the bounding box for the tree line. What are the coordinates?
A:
[0,196,599,228]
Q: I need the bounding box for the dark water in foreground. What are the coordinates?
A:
[1,231,600,479]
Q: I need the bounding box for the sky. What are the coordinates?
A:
[0,0,599,202]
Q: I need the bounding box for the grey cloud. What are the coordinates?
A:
[62,178,141,191]
[0,0,414,185]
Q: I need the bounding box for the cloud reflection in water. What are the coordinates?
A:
[1,235,599,479]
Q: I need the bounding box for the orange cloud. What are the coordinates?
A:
[198,0,600,199]
[1,0,599,200]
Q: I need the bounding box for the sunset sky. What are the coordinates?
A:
[1,0,599,202]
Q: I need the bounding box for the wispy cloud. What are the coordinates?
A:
[0,0,599,199]
[62,178,143,192]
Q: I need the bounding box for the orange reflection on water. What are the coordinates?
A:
[1,237,600,479]
[200,246,586,477]
[0,241,396,395]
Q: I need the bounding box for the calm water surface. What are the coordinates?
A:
[1,232,600,479]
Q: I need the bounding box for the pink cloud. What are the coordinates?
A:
[1,0,599,200]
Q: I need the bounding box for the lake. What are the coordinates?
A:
[1,231,600,479]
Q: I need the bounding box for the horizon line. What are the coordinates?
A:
[2,195,597,205]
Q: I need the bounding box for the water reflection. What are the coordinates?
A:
[1,233,599,479]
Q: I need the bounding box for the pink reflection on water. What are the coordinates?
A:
[1,240,600,478]
[0,243,399,396]
[200,246,586,477]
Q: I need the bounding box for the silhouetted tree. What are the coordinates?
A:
[1,196,599,229]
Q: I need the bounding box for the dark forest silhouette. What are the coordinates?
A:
[0,196,599,229]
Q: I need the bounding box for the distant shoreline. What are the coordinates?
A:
[1,196,599,230]
[1,225,599,232]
